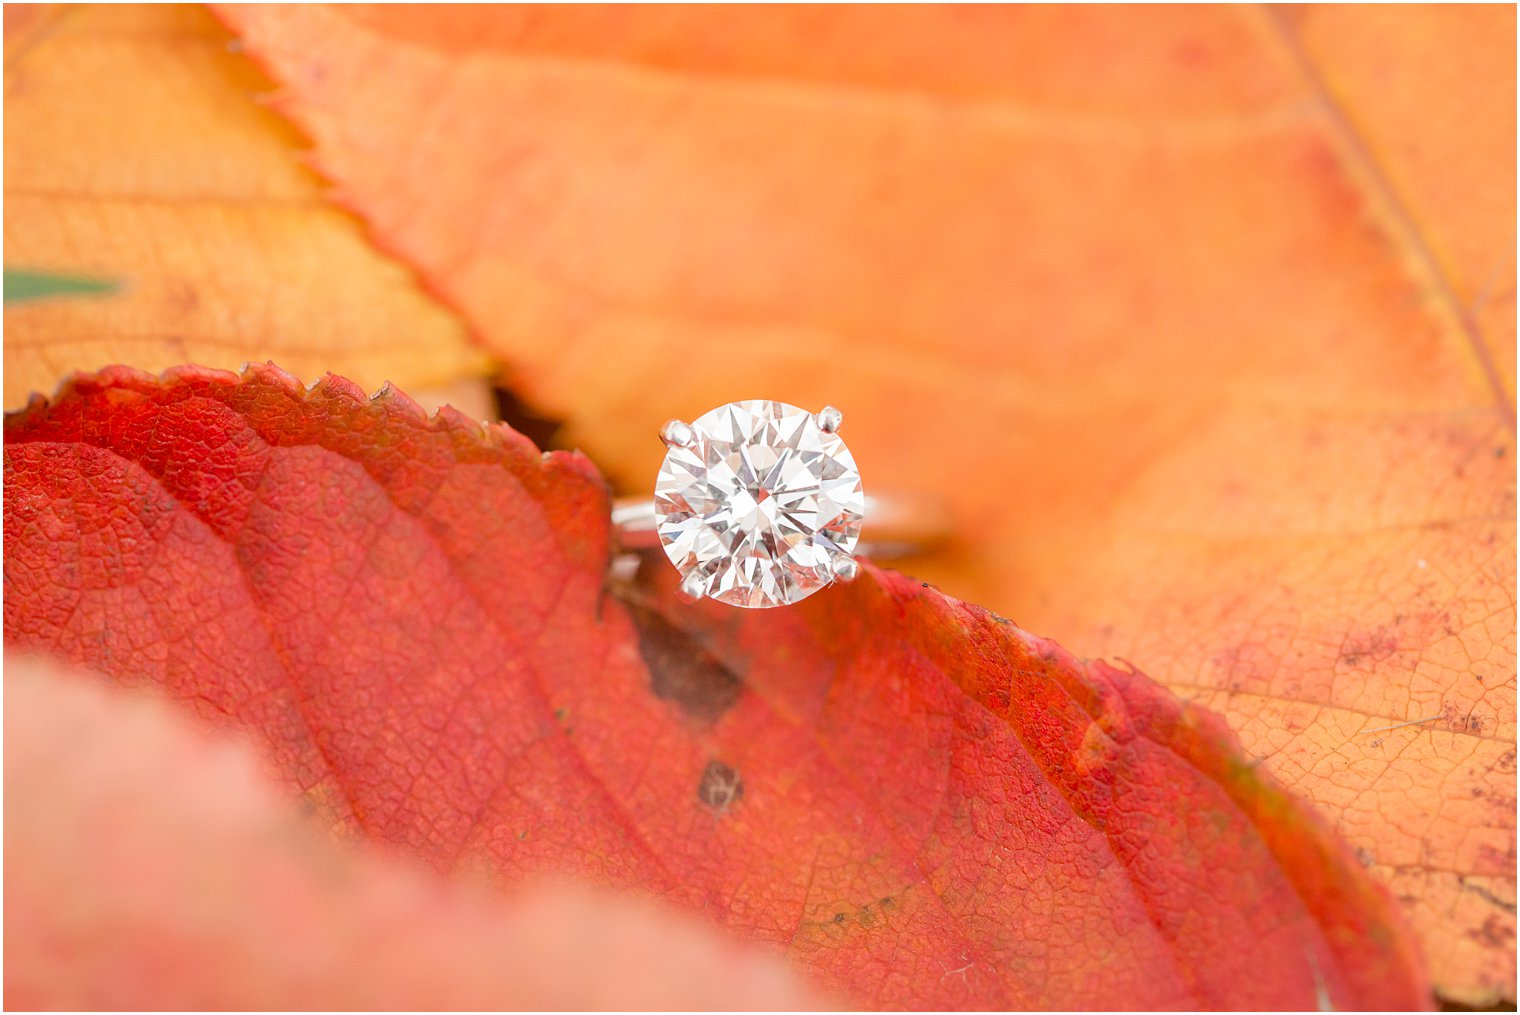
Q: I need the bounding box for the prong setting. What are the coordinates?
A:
[816,405,844,433]
[660,419,697,449]
[679,567,709,601]
[828,551,860,583]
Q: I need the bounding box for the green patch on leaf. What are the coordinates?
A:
[4,269,120,304]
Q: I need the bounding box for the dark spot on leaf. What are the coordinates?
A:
[1496,446,1507,458]
[1355,847,1374,867]
[833,912,846,924]
[1340,627,1398,668]
[697,760,743,813]
[628,601,743,723]
[1472,914,1516,948]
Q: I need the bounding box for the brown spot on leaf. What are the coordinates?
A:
[627,601,743,723]
[1470,914,1517,947]
[1340,626,1399,667]
[697,760,743,814]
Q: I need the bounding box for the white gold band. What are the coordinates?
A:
[612,492,948,559]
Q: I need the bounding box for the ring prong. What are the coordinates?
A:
[660,419,697,449]
[679,568,709,601]
[816,406,843,433]
[829,551,860,583]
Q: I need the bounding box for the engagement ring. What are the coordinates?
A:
[612,399,939,609]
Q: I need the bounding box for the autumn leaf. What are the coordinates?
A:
[4,365,1427,1009]
[216,4,1518,1002]
[1,3,486,409]
[5,654,829,1011]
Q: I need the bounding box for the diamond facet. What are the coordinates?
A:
[654,400,865,608]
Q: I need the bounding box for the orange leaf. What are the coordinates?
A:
[1,4,486,408]
[218,5,1518,1001]
[5,365,1427,1009]
[1281,4,1516,399]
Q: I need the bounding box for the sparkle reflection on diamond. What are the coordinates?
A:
[654,400,865,608]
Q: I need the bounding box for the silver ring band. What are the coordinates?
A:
[612,492,948,560]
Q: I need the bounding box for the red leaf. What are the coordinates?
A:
[4,365,1426,1009]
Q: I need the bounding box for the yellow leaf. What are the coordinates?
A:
[2,4,487,409]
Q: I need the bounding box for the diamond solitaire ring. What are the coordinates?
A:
[612,399,941,609]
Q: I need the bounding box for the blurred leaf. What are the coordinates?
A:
[5,365,1427,1009]
[0,4,487,409]
[4,655,829,1010]
[218,6,1517,1002]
